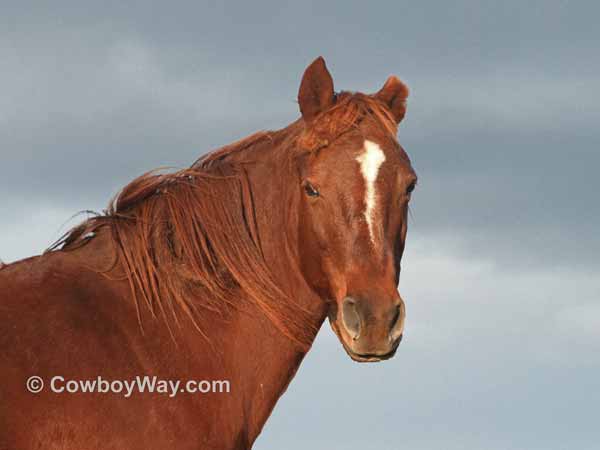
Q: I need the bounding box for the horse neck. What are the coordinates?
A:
[64,133,328,440]
[65,226,321,445]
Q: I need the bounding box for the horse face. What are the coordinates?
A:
[298,130,416,362]
[296,57,415,362]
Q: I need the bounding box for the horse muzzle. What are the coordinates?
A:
[330,294,405,363]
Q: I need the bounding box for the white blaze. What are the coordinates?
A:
[356,140,386,244]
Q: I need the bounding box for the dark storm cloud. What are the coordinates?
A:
[2,5,599,267]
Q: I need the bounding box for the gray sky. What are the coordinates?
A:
[2,1,599,448]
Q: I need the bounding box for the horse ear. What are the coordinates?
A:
[375,76,409,124]
[298,56,335,122]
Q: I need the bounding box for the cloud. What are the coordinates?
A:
[409,71,600,137]
[557,303,600,341]
[3,16,598,272]
[0,203,78,263]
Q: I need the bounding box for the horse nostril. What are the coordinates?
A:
[341,298,361,340]
[390,304,401,329]
[389,301,405,341]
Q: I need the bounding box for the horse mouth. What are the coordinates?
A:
[342,342,400,363]
[329,317,401,363]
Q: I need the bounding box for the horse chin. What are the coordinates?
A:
[327,316,398,363]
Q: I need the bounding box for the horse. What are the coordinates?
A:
[0,57,417,449]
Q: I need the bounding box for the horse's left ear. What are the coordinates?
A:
[375,76,409,124]
[298,56,335,123]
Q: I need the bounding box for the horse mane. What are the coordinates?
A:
[49,92,397,350]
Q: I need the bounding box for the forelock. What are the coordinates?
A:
[297,93,398,152]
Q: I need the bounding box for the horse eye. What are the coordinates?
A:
[304,182,320,197]
[406,181,416,195]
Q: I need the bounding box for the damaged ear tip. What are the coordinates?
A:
[383,76,409,99]
[375,75,409,124]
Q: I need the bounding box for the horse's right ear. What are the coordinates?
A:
[375,76,409,124]
[298,57,335,123]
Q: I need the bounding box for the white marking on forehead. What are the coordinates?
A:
[355,140,386,245]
